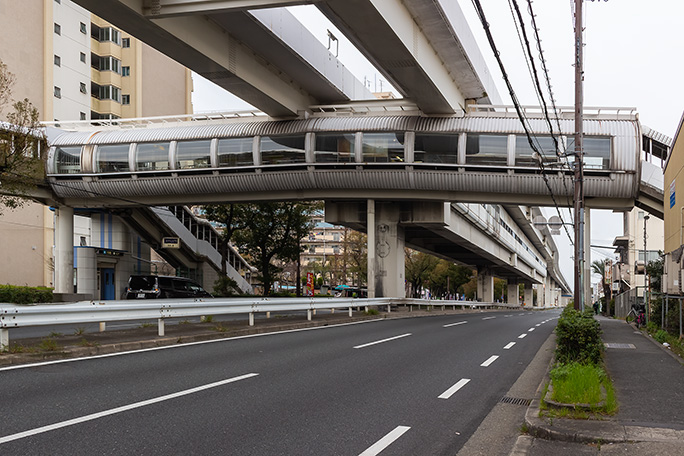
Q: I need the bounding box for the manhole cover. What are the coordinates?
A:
[604,343,636,349]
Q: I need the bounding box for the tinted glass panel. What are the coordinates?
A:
[315,134,355,163]
[96,144,129,173]
[136,143,170,171]
[465,134,507,166]
[55,146,81,174]
[218,137,253,167]
[362,133,404,163]
[260,135,305,165]
[415,134,459,164]
[515,135,560,166]
[176,140,211,169]
[128,276,156,290]
[583,137,611,169]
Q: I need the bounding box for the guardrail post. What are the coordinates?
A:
[409,305,412,312]
[158,319,165,336]
[331,308,335,314]
[307,309,312,321]
[387,304,391,313]
[441,305,445,311]
[0,328,8,350]
[266,311,270,319]
[99,322,106,332]
[249,313,255,326]
[348,307,352,317]
[365,306,369,313]
[313,309,317,315]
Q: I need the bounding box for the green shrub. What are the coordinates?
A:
[654,329,669,344]
[0,284,53,304]
[555,306,603,365]
[213,276,240,297]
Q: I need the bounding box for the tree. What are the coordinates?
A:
[405,249,439,297]
[231,201,316,296]
[591,260,611,305]
[0,59,46,213]
[202,204,246,276]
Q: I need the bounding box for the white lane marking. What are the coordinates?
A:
[359,426,411,456]
[480,355,499,367]
[438,378,471,399]
[528,328,535,332]
[482,316,496,320]
[503,342,516,350]
[0,373,259,445]
[518,333,528,339]
[0,318,385,372]
[354,333,412,349]
[443,321,468,328]
[535,324,541,327]
[504,315,513,317]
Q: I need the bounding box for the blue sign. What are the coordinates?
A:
[670,179,676,209]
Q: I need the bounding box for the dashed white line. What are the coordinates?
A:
[359,426,411,456]
[354,333,412,349]
[439,378,471,399]
[518,333,528,339]
[528,328,536,332]
[482,316,496,320]
[503,342,516,350]
[443,321,468,328]
[0,373,259,445]
[535,324,541,327]
[480,355,499,367]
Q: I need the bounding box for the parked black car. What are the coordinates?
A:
[125,275,212,299]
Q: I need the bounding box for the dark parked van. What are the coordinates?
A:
[125,275,212,299]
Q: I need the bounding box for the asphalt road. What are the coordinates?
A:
[0,309,560,455]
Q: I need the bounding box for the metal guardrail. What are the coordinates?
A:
[0,298,523,348]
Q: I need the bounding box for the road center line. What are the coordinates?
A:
[482,316,496,320]
[0,373,259,445]
[528,328,535,332]
[480,355,499,367]
[443,321,468,328]
[518,333,527,339]
[503,342,516,350]
[353,333,412,349]
[535,324,541,327]
[359,425,411,456]
[438,378,471,399]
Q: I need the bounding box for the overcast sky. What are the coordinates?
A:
[192,1,682,290]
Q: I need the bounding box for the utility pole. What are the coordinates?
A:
[573,0,585,311]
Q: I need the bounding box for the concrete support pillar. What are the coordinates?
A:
[55,206,74,294]
[523,284,534,308]
[544,276,552,309]
[477,270,494,303]
[371,203,405,298]
[507,281,519,306]
[367,199,376,299]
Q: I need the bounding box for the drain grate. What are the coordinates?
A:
[500,396,532,406]
[604,343,636,349]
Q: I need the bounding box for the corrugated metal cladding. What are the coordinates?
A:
[310,116,418,132]
[51,168,637,201]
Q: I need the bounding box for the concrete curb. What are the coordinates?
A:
[629,321,684,366]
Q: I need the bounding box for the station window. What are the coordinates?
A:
[314,133,355,163]
[96,144,130,173]
[218,138,253,167]
[515,135,560,167]
[414,134,459,164]
[362,132,404,163]
[176,140,211,169]
[260,135,306,165]
[465,134,508,166]
[136,142,170,172]
[582,137,611,169]
[54,146,82,174]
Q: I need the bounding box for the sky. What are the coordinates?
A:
[191,1,684,290]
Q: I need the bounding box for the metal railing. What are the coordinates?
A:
[0,298,524,348]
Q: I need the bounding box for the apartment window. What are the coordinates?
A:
[91,54,122,74]
[122,66,130,77]
[122,94,130,105]
[92,25,121,45]
[54,55,61,66]
[54,23,61,35]
[80,52,86,63]
[54,86,61,98]
[91,83,122,103]
[79,22,87,34]
[122,38,130,48]
[80,82,87,94]
[54,0,60,3]
[80,112,86,121]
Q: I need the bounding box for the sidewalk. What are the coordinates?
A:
[512,316,684,455]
